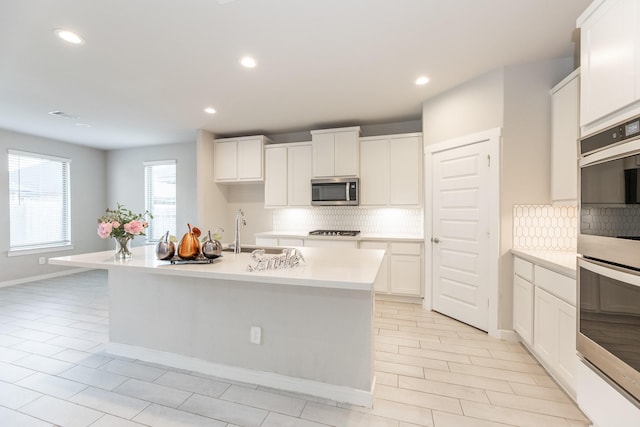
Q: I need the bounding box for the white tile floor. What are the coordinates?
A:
[0,270,591,426]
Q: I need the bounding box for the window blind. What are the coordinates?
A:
[8,149,71,251]
[144,160,177,241]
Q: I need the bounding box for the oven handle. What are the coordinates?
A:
[579,255,640,283]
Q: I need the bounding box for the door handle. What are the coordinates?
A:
[431,237,440,243]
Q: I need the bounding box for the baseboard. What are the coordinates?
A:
[375,294,424,305]
[497,329,519,342]
[106,342,374,408]
[0,268,90,288]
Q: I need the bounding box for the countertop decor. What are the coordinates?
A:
[97,203,152,260]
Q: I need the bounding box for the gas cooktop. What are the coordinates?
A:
[308,230,361,237]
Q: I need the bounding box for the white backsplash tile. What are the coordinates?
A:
[513,204,577,251]
[272,207,423,237]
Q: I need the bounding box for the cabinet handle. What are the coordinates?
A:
[431,237,440,244]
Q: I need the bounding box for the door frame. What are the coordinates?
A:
[424,127,501,338]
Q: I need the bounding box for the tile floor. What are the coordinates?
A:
[0,270,591,427]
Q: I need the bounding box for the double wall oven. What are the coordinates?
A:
[578,113,640,404]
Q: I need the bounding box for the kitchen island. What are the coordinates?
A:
[49,245,384,407]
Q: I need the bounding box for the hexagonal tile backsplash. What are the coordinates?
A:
[513,204,577,251]
[273,207,423,237]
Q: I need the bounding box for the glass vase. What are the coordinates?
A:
[114,236,133,260]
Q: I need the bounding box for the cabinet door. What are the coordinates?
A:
[390,254,422,296]
[312,133,335,177]
[360,241,389,293]
[264,147,288,207]
[288,144,312,206]
[334,130,359,176]
[237,138,263,180]
[214,140,237,181]
[580,0,637,126]
[359,139,389,206]
[551,73,579,202]
[533,287,555,366]
[556,298,577,394]
[389,136,422,205]
[513,275,534,346]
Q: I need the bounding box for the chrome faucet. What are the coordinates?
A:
[234,209,246,254]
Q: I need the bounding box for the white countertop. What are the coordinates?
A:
[49,245,385,291]
[511,249,577,278]
[255,231,424,243]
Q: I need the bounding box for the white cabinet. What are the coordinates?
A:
[513,275,534,346]
[533,287,577,393]
[288,144,312,206]
[359,241,389,293]
[512,255,577,397]
[255,236,304,247]
[304,239,357,249]
[311,127,360,177]
[264,146,288,207]
[579,0,640,131]
[214,135,271,183]
[360,134,422,206]
[264,142,312,208]
[363,241,423,297]
[550,70,579,202]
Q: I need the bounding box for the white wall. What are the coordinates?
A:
[422,58,574,331]
[107,141,198,246]
[422,68,505,145]
[0,128,108,283]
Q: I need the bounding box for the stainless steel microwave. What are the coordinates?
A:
[311,178,359,206]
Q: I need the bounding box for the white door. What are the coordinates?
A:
[431,141,491,331]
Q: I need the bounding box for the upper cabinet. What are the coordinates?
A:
[550,69,579,202]
[579,0,640,134]
[311,127,361,177]
[264,142,312,208]
[214,135,272,183]
[360,133,423,207]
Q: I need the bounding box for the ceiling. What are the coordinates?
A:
[0,0,591,150]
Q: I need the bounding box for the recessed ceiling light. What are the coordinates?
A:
[415,76,430,85]
[240,56,257,68]
[204,107,217,114]
[54,29,85,45]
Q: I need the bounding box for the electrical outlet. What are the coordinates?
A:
[250,326,261,344]
[38,257,46,265]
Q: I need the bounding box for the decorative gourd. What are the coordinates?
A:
[177,224,201,259]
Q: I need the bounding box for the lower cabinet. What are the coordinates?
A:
[304,239,358,248]
[513,255,577,397]
[513,275,534,346]
[359,241,389,293]
[361,241,423,297]
[255,237,304,247]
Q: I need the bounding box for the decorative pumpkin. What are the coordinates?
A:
[155,230,176,260]
[177,224,201,259]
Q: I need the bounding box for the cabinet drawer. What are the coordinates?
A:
[390,242,421,256]
[514,256,534,282]
[535,266,576,306]
[279,238,304,247]
[359,241,388,252]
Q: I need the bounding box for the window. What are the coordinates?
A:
[144,160,176,242]
[8,150,71,253]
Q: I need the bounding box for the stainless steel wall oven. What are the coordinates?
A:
[578,113,640,404]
